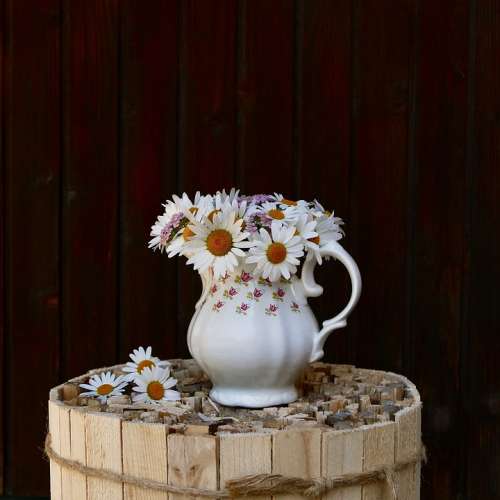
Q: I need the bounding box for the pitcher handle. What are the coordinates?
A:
[301,240,362,362]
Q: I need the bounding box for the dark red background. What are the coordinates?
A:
[1,0,499,498]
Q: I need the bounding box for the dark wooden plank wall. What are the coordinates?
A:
[0,1,499,498]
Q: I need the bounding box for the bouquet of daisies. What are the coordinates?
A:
[149,189,344,282]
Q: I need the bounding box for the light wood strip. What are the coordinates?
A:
[167,433,218,500]
[362,422,395,500]
[322,428,364,500]
[70,408,88,500]
[272,428,322,500]
[49,400,62,500]
[122,421,168,500]
[219,431,272,500]
[85,412,123,500]
[395,405,421,500]
[59,405,72,499]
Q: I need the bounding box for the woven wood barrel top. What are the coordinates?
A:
[48,360,422,499]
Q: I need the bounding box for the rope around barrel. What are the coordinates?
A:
[45,433,426,498]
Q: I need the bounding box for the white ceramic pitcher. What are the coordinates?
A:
[187,240,361,408]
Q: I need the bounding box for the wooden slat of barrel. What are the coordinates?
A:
[322,428,364,500]
[219,432,273,500]
[167,434,218,500]
[70,409,88,500]
[85,413,123,500]
[272,428,322,500]
[361,422,396,500]
[395,405,421,500]
[59,406,72,499]
[48,401,62,500]
[122,420,168,500]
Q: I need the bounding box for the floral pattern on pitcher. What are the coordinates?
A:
[205,269,302,317]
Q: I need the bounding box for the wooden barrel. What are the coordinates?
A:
[47,360,422,499]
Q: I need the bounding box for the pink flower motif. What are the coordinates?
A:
[253,288,263,299]
[265,303,278,316]
[210,284,218,295]
[241,271,253,283]
[277,288,285,298]
[229,287,238,297]
[236,302,250,315]
[290,302,300,313]
[212,300,225,312]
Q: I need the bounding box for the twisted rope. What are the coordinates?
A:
[45,433,426,498]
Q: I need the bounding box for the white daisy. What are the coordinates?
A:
[132,366,180,404]
[272,193,300,208]
[184,210,254,278]
[307,214,344,263]
[214,187,240,207]
[122,346,169,382]
[293,213,320,253]
[79,371,128,403]
[148,199,185,253]
[246,221,304,281]
[248,201,298,224]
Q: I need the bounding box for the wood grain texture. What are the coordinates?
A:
[85,412,123,500]
[119,0,179,360]
[466,0,500,497]
[122,421,168,500]
[362,422,395,500]
[350,0,416,373]
[412,1,469,498]
[322,428,363,500]
[297,0,353,364]
[237,0,294,194]
[272,428,322,500]
[219,432,272,500]
[395,406,421,500]
[59,405,72,500]
[49,401,62,500]
[5,1,61,494]
[62,0,120,378]
[70,409,88,500]
[167,434,218,500]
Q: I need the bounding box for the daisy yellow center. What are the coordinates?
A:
[147,381,165,401]
[208,209,221,222]
[267,209,285,220]
[207,230,233,256]
[281,198,297,206]
[266,242,287,264]
[97,384,113,396]
[183,226,195,241]
[309,235,320,245]
[189,207,198,215]
[136,359,155,374]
